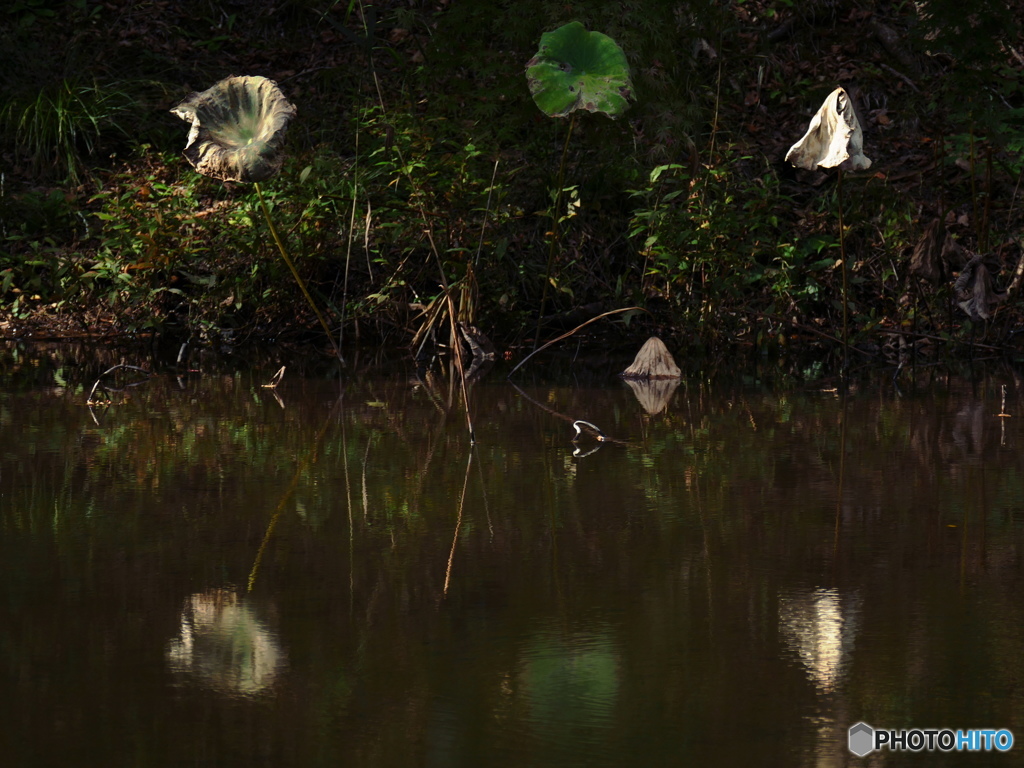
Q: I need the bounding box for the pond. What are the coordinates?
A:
[3,343,1024,767]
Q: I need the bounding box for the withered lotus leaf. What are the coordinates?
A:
[171,75,297,183]
[786,87,871,172]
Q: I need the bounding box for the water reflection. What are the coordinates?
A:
[621,377,680,415]
[779,587,861,693]
[6,348,1024,767]
[166,589,287,696]
[518,628,620,737]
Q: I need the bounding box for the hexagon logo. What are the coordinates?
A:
[849,722,875,756]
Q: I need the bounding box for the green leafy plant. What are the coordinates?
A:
[525,21,633,119]
[0,77,132,183]
[628,152,793,350]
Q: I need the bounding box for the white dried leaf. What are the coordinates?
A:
[786,87,871,172]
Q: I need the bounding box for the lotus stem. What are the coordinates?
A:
[535,112,577,349]
[254,182,342,360]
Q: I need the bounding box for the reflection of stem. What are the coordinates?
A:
[248,396,341,591]
[688,407,714,642]
[254,181,342,361]
[535,112,577,348]
[961,470,971,592]
[837,168,849,373]
[343,412,354,602]
[473,445,493,539]
[833,392,848,559]
[361,437,372,518]
[443,451,474,597]
[444,290,475,443]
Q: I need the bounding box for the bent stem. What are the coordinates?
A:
[254,181,342,360]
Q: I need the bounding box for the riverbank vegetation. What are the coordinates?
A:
[2,0,1024,366]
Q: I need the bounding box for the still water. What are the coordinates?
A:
[3,344,1024,767]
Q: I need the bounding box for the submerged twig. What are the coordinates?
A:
[509,381,630,450]
[261,366,286,388]
[86,364,152,405]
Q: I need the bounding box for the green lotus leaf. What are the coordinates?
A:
[526,22,633,119]
[171,75,297,183]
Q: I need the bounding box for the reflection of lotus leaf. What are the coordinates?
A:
[622,377,680,415]
[166,589,286,695]
[171,75,297,182]
[518,628,619,730]
[526,22,633,119]
[778,587,860,693]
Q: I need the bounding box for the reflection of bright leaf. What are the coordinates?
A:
[779,587,861,693]
[526,22,633,119]
[622,377,680,415]
[166,590,287,695]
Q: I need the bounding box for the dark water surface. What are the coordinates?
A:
[4,344,1024,767]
